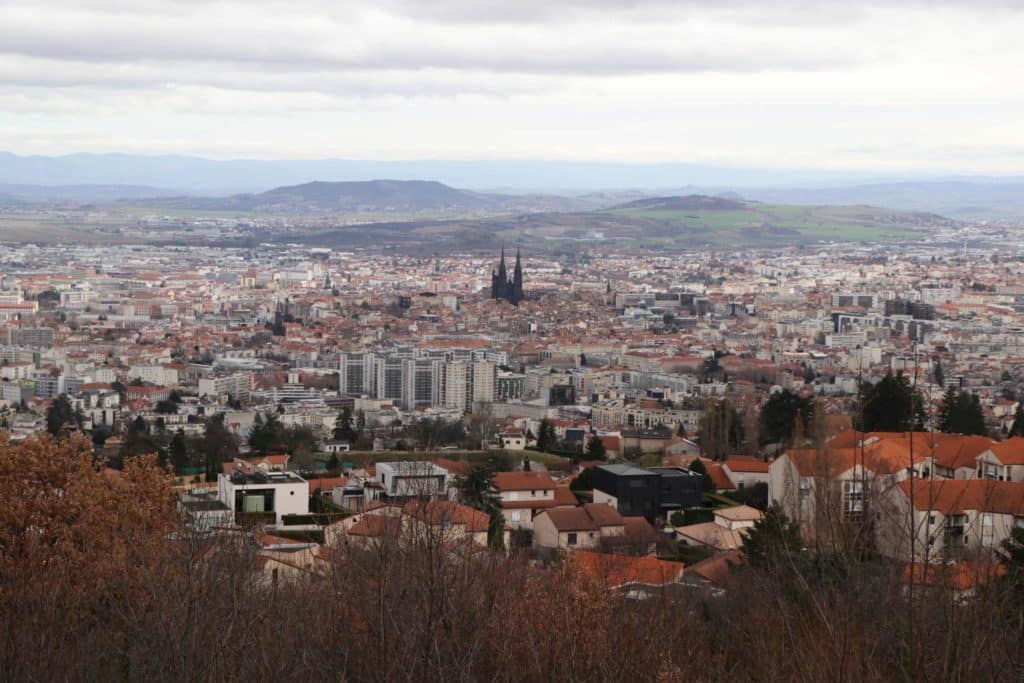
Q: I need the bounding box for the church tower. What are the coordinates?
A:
[512,247,523,305]
[489,246,524,306]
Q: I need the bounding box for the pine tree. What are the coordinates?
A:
[1009,405,1024,438]
[169,430,189,474]
[857,372,925,433]
[759,389,814,446]
[938,388,988,436]
[741,504,803,568]
[585,435,607,460]
[536,419,556,452]
[933,358,945,388]
[333,406,359,443]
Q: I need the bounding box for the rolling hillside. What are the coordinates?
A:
[128,180,499,214]
[291,195,957,252]
[604,196,952,246]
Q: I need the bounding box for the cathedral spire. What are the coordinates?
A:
[490,245,524,306]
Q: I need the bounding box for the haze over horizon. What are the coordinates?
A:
[3,1,1024,175]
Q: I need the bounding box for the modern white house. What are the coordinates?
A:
[217,470,308,527]
[375,461,450,500]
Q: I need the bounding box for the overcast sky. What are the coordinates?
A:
[1,0,1022,173]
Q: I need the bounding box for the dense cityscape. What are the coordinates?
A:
[5,0,1024,680]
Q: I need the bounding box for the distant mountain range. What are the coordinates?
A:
[0,151,897,193]
[735,182,1024,220]
[0,183,182,203]
[122,180,609,214]
[135,180,497,213]
[1,151,1023,218]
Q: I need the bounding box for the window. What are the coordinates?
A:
[929,514,937,525]
[567,532,577,546]
[842,480,864,522]
[799,479,811,500]
[1015,516,1024,530]
[944,514,966,549]
[982,513,994,548]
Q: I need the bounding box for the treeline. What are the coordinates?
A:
[1,432,1023,681]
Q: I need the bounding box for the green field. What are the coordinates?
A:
[608,201,933,246]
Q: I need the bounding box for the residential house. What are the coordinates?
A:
[721,457,771,490]
[877,479,1024,562]
[216,470,308,527]
[592,463,703,521]
[533,503,626,550]
[975,438,1024,482]
[492,470,557,529]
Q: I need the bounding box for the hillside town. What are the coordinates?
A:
[1,238,1023,587]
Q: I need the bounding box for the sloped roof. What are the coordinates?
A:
[572,550,685,588]
[347,515,403,537]
[714,505,764,523]
[541,503,624,531]
[675,522,746,551]
[492,470,556,491]
[986,437,1024,466]
[723,456,770,474]
[897,479,1024,516]
[402,499,490,532]
[705,463,736,491]
[931,434,997,470]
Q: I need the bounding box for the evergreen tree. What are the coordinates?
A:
[536,419,556,452]
[200,413,239,481]
[1003,526,1024,589]
[333,406,359,443]
[45,394,80,438]
[741,504,803,568]
[857,372,925,433]
[759,389,814,446]
[249,412,285,455]
[169,430,190,474]
[938,388,988,436]
[326,452,340,472]
[585,435,607,460]
[455,464,500,514]
[933,358,945,388]
[1009,405,1024,438]
[686,458,716,492]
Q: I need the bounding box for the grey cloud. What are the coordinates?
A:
[0,3,859,80]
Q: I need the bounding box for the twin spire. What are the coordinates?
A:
[491,244,524,306]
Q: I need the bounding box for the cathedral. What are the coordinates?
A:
[490,246,524,306]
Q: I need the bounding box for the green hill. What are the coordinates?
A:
[604,195,953,247]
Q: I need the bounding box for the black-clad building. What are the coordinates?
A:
[591,464,703,521]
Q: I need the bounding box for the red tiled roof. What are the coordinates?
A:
[403,500,490,532]
[723,456,770,473]
[540,503,623,531]
[492,470,556,491]
[705,463,736,490]
[553,486,579,507]
[897,479,1024,516]
[987,437,1024,466]
[573,551,685,588]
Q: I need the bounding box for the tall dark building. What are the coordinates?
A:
[491,246,524,305]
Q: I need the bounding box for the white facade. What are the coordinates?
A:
[216,471,308,526]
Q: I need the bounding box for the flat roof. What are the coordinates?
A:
[598,463,656,477]
[224,471,305,485]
